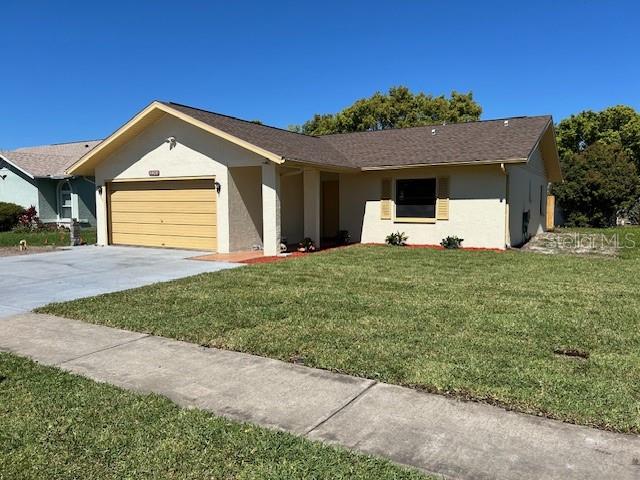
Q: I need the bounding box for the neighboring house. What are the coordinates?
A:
[67,101,562,255]
[0,140,101,226]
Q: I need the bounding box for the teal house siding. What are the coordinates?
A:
[72,177,96,225]
[36,179,58,222]
[0,140,101,227]
[35,177,96,226]
[0,160,39,208]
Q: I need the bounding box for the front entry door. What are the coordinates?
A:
[321,180,339,241]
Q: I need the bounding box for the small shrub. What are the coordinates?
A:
[17,205,41,231]
[298,237,316,252]
[40,223,65,232]
[10,225,36,234]
[441,236,464,249]
[385,231,407,246]
[337,230,351,245]
[0,202,25,231]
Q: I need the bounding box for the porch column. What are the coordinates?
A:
[261,163,281,256]
[96,183,108,246]
[303,168,321,245]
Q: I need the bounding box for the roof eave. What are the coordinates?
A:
[528,119,563,183]
[282,157,358,172]
[359,158,528,171]
[34,174,72,180]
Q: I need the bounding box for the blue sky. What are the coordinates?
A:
[1,0,638,148]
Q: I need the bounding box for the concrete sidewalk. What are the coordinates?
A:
[1,313,639,480]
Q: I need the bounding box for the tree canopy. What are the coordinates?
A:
[553,142,640,227]
[553,106,640,226]
[289,86,482,135]
[555,105,640,168]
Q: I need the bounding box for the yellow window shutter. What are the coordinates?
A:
[436,176,450,220]
[380,178,392,220]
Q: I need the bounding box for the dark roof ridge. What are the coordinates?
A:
[162,101,553,142]
[320,115,552,138]
[13,139,102,149]
[163,101,322,139]
[1,150,74,158]
[153,101,554,172]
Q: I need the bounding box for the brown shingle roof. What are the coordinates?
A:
[1,140,101,177]
[163,102,352,168]
[321,116,552,168]
[164,102,551,169]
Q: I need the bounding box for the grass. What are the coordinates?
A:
[0,228,96,247]
[0,352,427,479]
[39,228,640,433]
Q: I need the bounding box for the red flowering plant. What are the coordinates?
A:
[16,206,41,231]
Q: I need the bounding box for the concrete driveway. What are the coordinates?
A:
[0,245,240,318]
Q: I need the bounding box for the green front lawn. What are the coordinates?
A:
[0,228,96,247]
[40,228,640,433]
[0,352,427,479]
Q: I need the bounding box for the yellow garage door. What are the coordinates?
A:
[108,179,217,250]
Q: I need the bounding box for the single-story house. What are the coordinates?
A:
[66,101,562,255]
[0,140,102,226]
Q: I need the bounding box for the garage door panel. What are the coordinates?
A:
[111,222,216,237]
[108,179,217,251]
[110,211,216,226]
[110,201,216,214]
[111,233,217,250]
[110,189,215,202]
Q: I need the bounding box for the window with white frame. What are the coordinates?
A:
[58,181,75,220]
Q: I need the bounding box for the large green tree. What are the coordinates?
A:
[553,142,640,227]
[290,86,482,135]
[554,105,640,226]
[555,105,640,168]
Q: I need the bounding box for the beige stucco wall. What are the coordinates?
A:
[228,166,262,251]
[340,165,508,249]
[280,170,304,244]
[94,114,267,252]
[507,147,548,246]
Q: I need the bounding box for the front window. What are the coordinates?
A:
[395,178,436,219]
[59,181,73,219]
